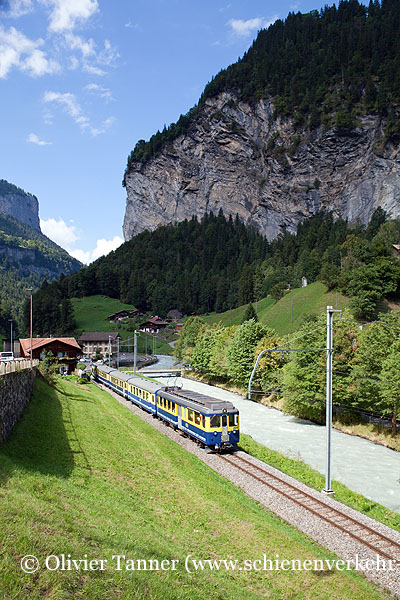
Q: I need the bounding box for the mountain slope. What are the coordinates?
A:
[0,179,41,232]
[0,210,81,316]
[123,0,400,241]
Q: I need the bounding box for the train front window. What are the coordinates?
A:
[229,414,238,427]
[222,415,228,428]
[210,415,220,428]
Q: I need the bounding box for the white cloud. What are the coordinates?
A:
[227,16,278,37]
[40,217,123,264]
[62,33,118,77]
[84,82,114,102]
[83,63,106,76]
[43,89,114,136]
[40,0,99,33]
[69,236,124,265]
[0,25,60,77]
[64,32,95,57]
[0,0,33,18]
[40,217,78,246]
[27,132,52,145]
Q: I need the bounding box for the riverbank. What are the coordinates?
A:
[182,370,400,453]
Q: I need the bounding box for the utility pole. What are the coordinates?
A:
[117,336,120,369]
[8,319,13,355]
[248,305,341,497]
[25,288,33,370]
[108,336,111,367]
[323,305,341,496]
[133,330,137,375]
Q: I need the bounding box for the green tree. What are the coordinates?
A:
[208,326,238,378]
[191,325,223,372]
[226,319,270,386]
[380,340,400,436]
[174,316,206,363]
[242,303,258,323]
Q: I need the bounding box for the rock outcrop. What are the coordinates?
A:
[123,93,400,241]
[0,181,41,232]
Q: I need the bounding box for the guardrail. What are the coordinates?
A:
[0,358,39,376]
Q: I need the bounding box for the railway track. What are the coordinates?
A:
[220,452,400,566]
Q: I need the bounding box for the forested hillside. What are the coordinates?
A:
[25,209,400,335]
[0,212,81,333]
[125,0,400,171]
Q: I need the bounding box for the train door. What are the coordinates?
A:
[221,414,229,443]
[177,405,182,429]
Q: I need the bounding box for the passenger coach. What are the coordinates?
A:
[92,364,239,451]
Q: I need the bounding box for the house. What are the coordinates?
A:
[78,332,121,359]
[19,337,82,373]
[139,316,168,335]
[107,309,145,323]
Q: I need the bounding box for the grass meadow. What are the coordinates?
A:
[0,375,388,599]
[203,282,350,335]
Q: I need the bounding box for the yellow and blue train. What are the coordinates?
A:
[93,364,239,451]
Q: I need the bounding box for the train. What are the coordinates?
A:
[92,364,239,451]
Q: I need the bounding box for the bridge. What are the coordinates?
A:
[137,368,182,377]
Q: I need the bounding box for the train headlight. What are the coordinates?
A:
[213,431,218,436]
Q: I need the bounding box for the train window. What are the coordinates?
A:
[222,415,228,427]
[210,415,220,428]
[229,414,238,427]
[194,412,201,425]
[188,410,194,422]
[202,416,206,428]
[171,402,175,412]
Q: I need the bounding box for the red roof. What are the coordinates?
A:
[148,316,168,325]
[19,337,81,356]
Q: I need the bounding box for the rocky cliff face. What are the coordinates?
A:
[0,185,41,233]
[123,93,400,241]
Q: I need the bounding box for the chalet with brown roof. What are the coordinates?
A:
[108,309,145,323]
[392,244,400,258]
[139,316,168,335]
[19,337,82,373]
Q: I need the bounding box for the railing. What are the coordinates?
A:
[0,358,39,376]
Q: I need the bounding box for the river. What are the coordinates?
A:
[140,355,400,512]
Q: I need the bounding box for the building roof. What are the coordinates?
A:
[141,316,168,327]
[19,337,81,355]
[392,244,400,251]
[78,332,121,342]
[107,309,143,319]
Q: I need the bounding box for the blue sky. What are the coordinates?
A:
[1,0,342,264]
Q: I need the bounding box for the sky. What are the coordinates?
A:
[0,0,343,265]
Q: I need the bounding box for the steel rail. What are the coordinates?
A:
[220,453,400,565]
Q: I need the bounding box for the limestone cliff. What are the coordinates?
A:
[0,180,41,232]
[123,93,400,241]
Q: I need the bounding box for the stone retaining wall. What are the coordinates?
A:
[0,365,37,442]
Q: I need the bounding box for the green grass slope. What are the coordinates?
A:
[71,295,175,355]
[263,282,350,335]
[0,376,385,599]
[203,283,349,336]
[71,295,137,332]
